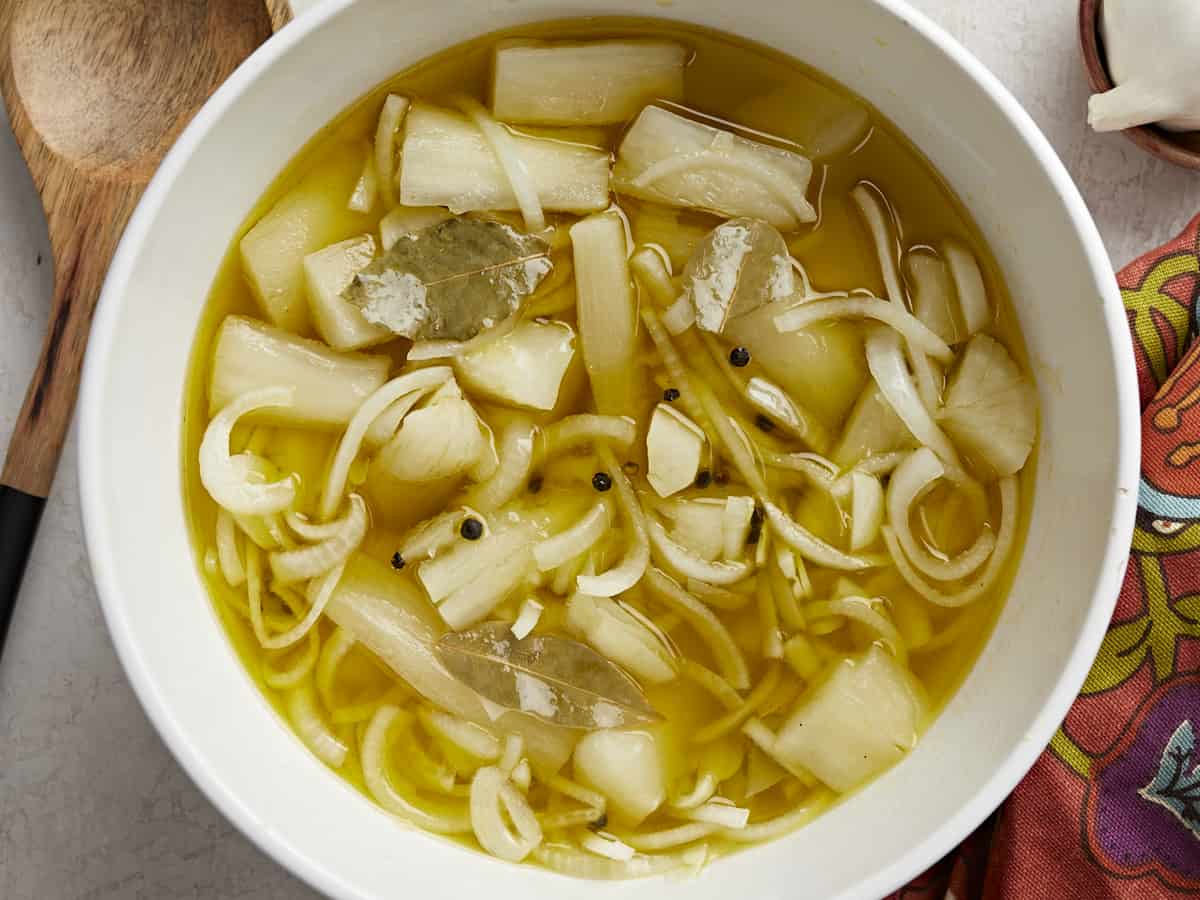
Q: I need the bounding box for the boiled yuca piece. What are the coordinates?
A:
[302,235,391,351]
[325,553,575,771]
[399,104,612,214]
[454,320,576,411]
[613,105,817,230]
[772,645,926,792]
[491,40,687,125]
[209,315,389,429]
[240,149,371,333]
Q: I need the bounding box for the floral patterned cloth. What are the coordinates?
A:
[890,216,1200,900]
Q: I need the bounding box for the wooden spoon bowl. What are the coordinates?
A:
[0,0,291,650]
[1079,0,1200,170]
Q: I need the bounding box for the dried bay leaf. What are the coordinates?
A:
[683,217,795,333]
[435,621,662,729]
[343,217,552,342]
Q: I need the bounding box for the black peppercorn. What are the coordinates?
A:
[592,472,613,492]
[390,552,406,571]
[528,475,543,494]
[729,346,751,367]
[755,414,776,432]
[589,812,609,830]
[460,517,484,540]
[695,469,712,488]
[663,387,680,402]
[747,506,764,545]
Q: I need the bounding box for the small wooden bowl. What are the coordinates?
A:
[1079,0,1200,169]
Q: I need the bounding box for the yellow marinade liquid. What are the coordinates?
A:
[181,17,1034,865]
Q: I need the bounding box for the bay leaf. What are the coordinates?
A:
[683,217,795,333]
[343,217,552,342]
[434,621,662,730]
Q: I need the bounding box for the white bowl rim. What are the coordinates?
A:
[77,1,1141,898]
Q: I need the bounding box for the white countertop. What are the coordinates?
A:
[1,2,1196,897]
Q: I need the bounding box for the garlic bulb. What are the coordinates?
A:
[1088,0,1200,133]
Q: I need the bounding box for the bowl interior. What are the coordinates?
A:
[79,1,1139,898]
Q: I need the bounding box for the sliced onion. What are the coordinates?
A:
[285,509,347,543]
[470,766,543,862]
[864,326,964,476]
[631,140,812,226]
[680,798,750,829]
[888,448,995,581]
[693,661,781,744]
[644,568,750,690]
[259,562,345,651]
[374,94,409,206]
[315,627,380,724]
[762,450,838,491]
[454,96,545,233]
[576,446,650,597]
[680,659,742,710]
[850,182,906,305]
[580,831,637,862]
[850,471,885,551]
[262,628,320,691]
[540,414,637,459]
[755,573,784,660]
[621,822,719,852]
[774,297,953,364]
[685,579,754,612]
[764,502,880,571]
[419,707,501,761]
[463,418,535,512]
[362,706,472,833]
[320,368,452,520]
[535,498,613,571]
[215,509,246,586]
[808,596,907,661]
[270,494,368,585]
[286,682,348,768]
[363,392,425,451]
[719,789,833,843]
[944,239,990,335]
[670,772,718,811]
[510,597,544,640]
[883,474,1019,607]
[662,295,696,335]
[544,772,608,811]
[498,734,525,775]
[909,347,943,414]
[647,519,752,585]
[199,387,297,516]
[532,842,702,880]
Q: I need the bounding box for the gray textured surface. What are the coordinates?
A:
[0,2,1197,898]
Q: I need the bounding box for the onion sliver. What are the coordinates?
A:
[419,707,501,761]
[463,418,535,512]
[453,96,545,233]
[669,772,718,811]
[580,831,637,861]
[644,568,750,690]
[774,297,953,364]
[286,682,348,768]
[685,578,754,612]
[540,414,637,459]
[680,799,750,829]
[215,509,246,586]
[641,308,716,436]
[362,706,472,833]
[199,387,297,516]
[319,367,452,520]
[764,502,880,571]
[647,519,752,585]
[850,471,885,551]
[680,659,742,710]
[719,790,833,843]
[577,445,650,597]
[631,143,812,226]
[850,182,906,306]
[808,596,907,661]
[887,448,995,582]
[762,451,838,491]
[374,94,409,206]
[510,597,543,641]
[883,474,1019,607]
[621,822,719,852]
[864,326,963,476]
[535,498,613,571]
[261,561,346,651]
[271,494,368,585]
[944,239,990,335]
[471,766,543,862]
[262,628,320,690]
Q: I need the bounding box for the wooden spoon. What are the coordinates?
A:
[0,0,293,650]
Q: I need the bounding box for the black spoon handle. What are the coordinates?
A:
[0,484,47,650]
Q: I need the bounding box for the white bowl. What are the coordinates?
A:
[77,1,1139,897]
